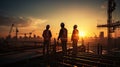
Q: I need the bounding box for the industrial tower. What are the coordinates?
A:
[97,0,120,51]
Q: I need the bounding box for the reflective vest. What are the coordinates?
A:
[71,29,79,41]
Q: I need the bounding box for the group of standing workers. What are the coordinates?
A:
[42,22,79,55]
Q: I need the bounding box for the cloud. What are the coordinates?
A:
[0,15,47,28]
[0,15,31,27]
[28,17,47,28]
[101,1,107,9]
[0,15,47,38]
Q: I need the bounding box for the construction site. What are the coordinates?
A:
[0,0,120,67]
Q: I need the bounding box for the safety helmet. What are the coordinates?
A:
[74,25,77,28]
[60,22,65,27]
[46,25,50,29]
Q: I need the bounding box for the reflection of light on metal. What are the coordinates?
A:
[77,43,82,46]
[74,65,78,67]
[102,50,108,55]
[88,50,94,53]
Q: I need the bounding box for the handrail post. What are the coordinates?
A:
[53,38,57,54]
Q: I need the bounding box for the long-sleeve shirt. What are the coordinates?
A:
[58,28,67,41]
[71,28,79,41]
[42,29,52,41]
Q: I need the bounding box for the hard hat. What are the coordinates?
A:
[74,25,77,28]
[60,22,65,27]
[46,25,50,29]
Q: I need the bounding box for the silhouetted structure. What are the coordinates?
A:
[99,31,104,38]
[42,25,52,55]
[6,24,14,40]
[58,22,68,55]
[79,44,86,52]
[71,25,79,55]
[97,43,102,55]
[97,0,120,51]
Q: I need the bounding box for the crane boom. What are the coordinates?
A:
[8,24,14,36]
[96,0,120,51]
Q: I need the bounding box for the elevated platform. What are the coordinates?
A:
[0,47,120,67]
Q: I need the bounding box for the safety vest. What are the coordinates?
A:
[71,29,79,41]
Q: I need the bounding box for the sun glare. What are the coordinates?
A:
[79,31,85,37]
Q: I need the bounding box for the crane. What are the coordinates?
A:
[6,24,19,40]
[97,0,119,51]
[6,24,14,39]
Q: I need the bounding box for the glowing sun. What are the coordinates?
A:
[79,31,85,37]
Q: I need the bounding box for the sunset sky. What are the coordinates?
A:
[0,0,120,38]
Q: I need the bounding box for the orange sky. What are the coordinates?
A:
[0,6,109,38]
[0,0,120,39]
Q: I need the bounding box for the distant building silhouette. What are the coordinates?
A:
[33,34,36,38]
[99,31,104,38]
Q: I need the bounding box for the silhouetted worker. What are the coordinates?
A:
[58,22,68,55]
[42,25,52,55]
[71,25,79,55]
